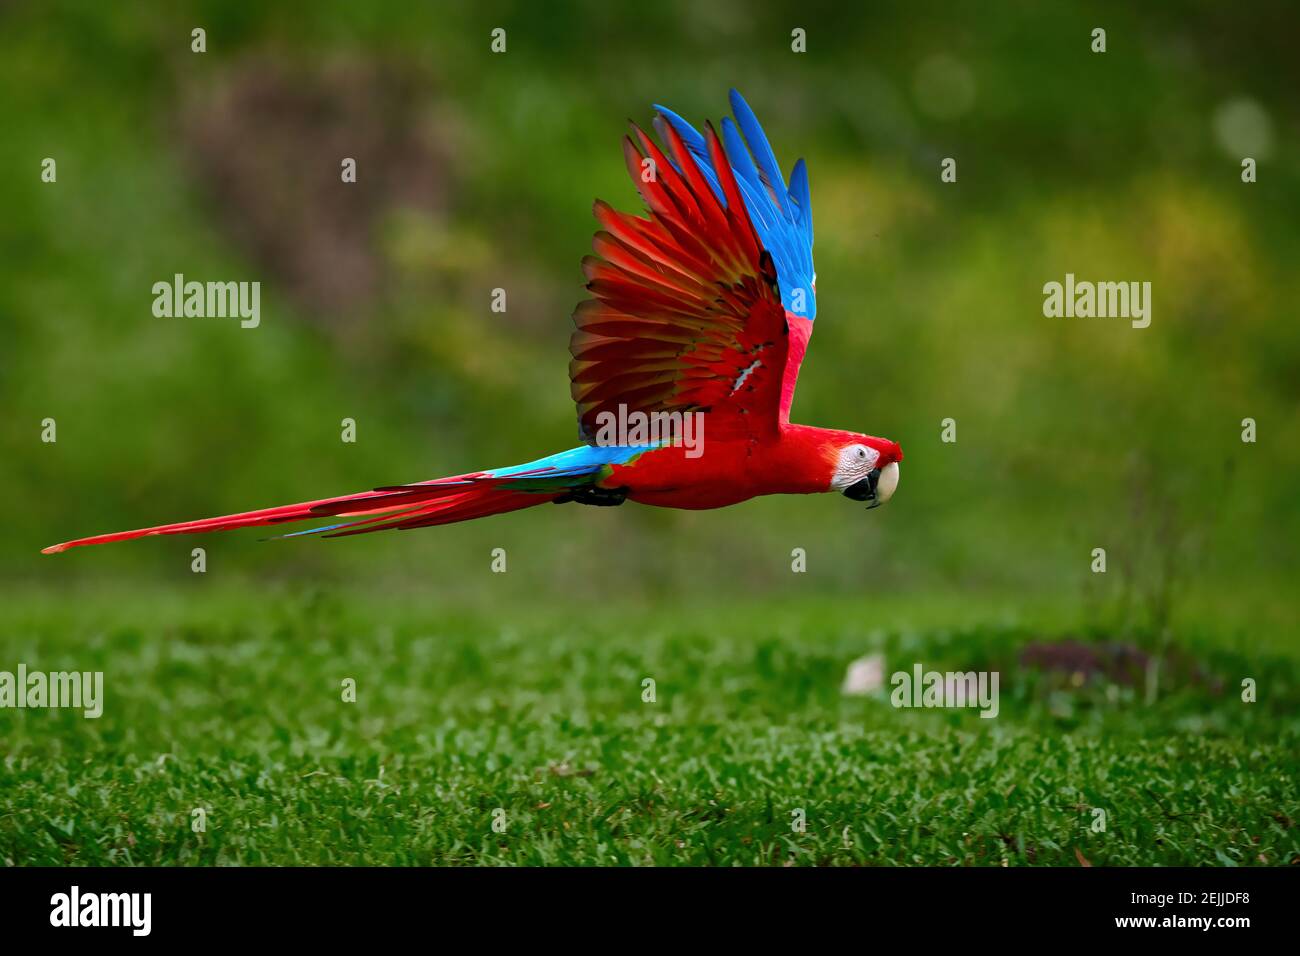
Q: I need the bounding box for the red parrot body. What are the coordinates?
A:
[44,91,902,555]
[607,424,871,509]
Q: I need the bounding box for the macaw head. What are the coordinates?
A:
[829,434,903,509]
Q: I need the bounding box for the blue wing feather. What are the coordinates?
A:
[655,91,816,320]
[728,89,793,222]
[487,443,643,479]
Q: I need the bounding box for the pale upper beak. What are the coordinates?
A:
[875,460,900,505]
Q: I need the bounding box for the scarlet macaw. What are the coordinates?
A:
[43,90,901,554]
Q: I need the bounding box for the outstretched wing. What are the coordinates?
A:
[570,90,816,442]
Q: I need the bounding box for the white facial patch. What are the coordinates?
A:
[830,444,880,491]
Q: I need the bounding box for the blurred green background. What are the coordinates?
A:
[2,0,1298,640]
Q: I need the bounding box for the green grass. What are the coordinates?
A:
[1,587,1295,866]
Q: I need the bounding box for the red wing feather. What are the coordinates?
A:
[570,120,791,442]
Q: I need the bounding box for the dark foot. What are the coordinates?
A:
[553,485,630,507]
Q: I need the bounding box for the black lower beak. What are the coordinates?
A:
[843,468,883,506]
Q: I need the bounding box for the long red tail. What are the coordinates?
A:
[42,471,564,554]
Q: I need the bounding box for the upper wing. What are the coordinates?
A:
[569,90,816,442]
[657,91,816,323]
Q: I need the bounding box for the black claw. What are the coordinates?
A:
[553,486,630,507]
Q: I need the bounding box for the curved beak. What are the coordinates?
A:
[843,461,900,509]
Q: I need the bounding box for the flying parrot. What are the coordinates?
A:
[43,90,901,555]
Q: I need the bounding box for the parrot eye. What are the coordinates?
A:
[855,446,868,460]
